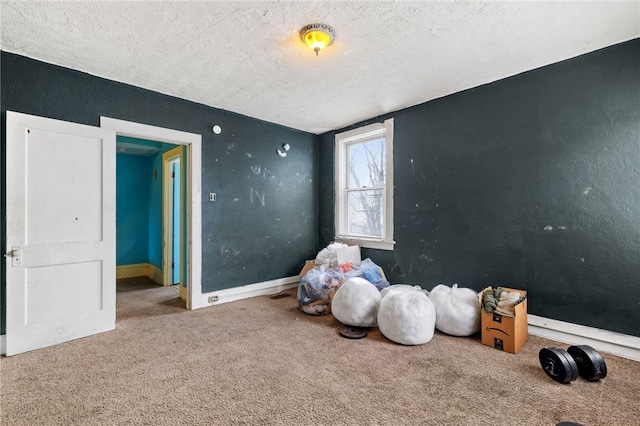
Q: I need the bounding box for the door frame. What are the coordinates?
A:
[162,146,184,289]
[101,117,203,310]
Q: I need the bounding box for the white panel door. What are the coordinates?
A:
[5,111,116,356]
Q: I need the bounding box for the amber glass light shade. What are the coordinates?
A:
[299,24,335,56]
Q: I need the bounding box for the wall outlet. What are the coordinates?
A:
[208,295,219,303]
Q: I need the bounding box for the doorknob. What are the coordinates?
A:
[4,246,21,266]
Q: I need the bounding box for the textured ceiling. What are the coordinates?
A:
[1,1,638,134]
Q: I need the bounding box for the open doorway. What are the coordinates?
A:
[114,138,186,312]
[101,117,203,310]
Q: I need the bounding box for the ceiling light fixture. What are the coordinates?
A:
[299,23,336,56]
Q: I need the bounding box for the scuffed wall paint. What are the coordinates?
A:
[319,39,640,337]
[0,52,319,334]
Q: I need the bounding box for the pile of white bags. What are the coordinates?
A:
[298,244,483,346]
[298,243,389,316]
[331,281,481,345]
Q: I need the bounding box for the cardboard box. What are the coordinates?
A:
[299,260,319,278]
[336,245,361,266]
[479,286,528,354]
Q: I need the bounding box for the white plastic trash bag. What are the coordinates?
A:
[377,285,436,345]
[331,277,381,327]
[428,283,481,336]
[380,284,428,299]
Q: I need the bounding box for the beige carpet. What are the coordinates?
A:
[1,278,639,425]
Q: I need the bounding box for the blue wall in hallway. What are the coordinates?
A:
[116,152,151,265]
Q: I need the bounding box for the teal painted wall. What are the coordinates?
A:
[116,153,151,265]
[318,39,640,337]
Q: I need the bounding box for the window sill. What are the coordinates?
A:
[335,237,395,251]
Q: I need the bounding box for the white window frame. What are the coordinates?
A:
[335,118,394,250]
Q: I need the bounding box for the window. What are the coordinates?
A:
[335,118,394,250]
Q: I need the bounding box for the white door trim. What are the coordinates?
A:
[100,117,203,310]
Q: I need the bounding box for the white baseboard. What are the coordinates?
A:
[528,314,640,361]
[116,263,163,284]
[200,276,299,308]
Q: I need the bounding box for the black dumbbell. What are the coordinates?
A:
[539,347,579,383]
[539,345,607,383]
[567,345,607,381]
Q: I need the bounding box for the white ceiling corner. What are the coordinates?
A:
[1,1,638,134]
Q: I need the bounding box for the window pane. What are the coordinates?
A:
[347,189,384,237]
[348,138,385,189]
